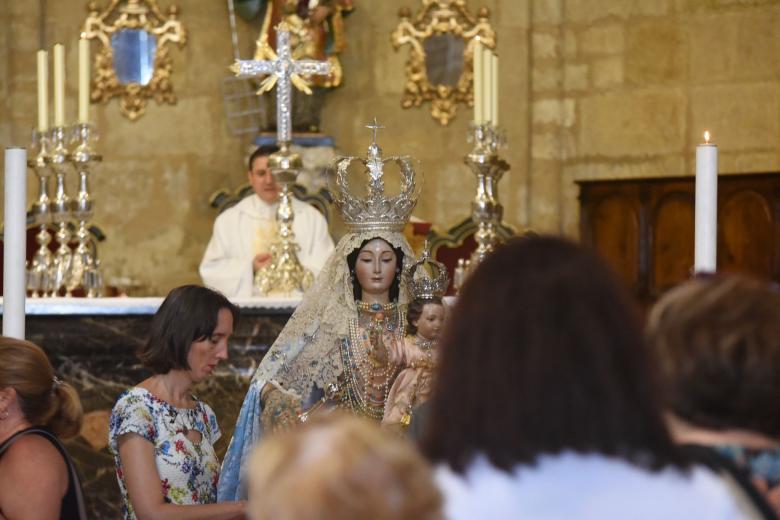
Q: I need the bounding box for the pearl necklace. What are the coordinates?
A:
[340,304,404,421]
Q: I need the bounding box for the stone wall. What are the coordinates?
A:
[2,0,780,293]
[530,0,780,236]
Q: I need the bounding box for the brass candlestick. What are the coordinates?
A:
[26,130,55,297]
[254,141,314,295]
[48,125,75,295]
[70,123,103,297]
[465,123,509,269]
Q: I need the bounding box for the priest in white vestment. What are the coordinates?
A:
[200,146,335,297]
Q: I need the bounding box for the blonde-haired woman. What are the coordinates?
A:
[0,337,86,520]
[247,413,441,520]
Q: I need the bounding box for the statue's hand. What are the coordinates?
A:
[261,387,302,432]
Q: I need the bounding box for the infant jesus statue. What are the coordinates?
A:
[383,247,449,430]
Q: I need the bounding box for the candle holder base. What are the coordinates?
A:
[253,142,314,296]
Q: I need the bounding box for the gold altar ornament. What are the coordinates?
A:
[83,0,187,121]
[391,0,496,125]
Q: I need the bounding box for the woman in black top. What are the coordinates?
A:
[0,337,86,520]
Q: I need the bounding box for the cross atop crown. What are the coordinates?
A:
[366,117,385,148]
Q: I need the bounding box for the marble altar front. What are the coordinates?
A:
[0,297,299,517]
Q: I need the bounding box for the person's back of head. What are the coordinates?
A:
[423,235,684,474]
[647,274,780,437]
[0,337,83,439]
[247,413,442,520]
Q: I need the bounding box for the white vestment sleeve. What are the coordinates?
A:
[294,201,335,275]
[199,214,254,297]
[307,206,335,273]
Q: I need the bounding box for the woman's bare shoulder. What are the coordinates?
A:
[0,432,67,478]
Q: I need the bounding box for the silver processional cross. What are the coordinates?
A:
[230,22,331,143]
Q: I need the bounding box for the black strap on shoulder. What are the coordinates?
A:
[0,427,88,520]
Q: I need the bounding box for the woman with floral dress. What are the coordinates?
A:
[109,285,246,519]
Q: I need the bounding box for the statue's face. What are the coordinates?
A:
[354,238,397,297]
[414,302,445,341]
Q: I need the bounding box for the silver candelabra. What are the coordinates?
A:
[70,123,103,297]
[26,130,54,296]
[465,123,509,269]
[25,123,104,297]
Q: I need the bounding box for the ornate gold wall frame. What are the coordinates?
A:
[391,1,495,125]
[83,0,187,121]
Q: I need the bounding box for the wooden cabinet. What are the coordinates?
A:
[578,174,780,305]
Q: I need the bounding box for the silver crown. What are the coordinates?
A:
[331,119,419,232]
[407,244,449,300]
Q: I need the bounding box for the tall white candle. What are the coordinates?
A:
[3,148,27,339]
[482,46,492,124]
[53,43,65,127]
[78,37,90,123]
[694,131,718,273]
[473,40,484,124]
[36,50,49,132]
[490,52,499,126]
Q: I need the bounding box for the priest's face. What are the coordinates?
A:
[186,307,232,382]
[414,302,445,341]
[248,155,280,204]
[355,238,398,299]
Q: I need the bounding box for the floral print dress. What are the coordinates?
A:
[108,387,222,519]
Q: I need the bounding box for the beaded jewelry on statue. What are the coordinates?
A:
[340,303,405,421]
[356,300,397,313]
[415,336,434,351]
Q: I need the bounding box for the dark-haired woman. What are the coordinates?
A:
[0,337,86,520]
[424,236,758,519]
[109,285,245,519]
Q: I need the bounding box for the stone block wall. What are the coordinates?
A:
[530,0,780,236]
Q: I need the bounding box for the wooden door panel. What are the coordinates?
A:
[719,189,773,278]
[652,192,694,294]
[590,194,640,288]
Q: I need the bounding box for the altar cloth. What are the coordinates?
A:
[0,296,301,315]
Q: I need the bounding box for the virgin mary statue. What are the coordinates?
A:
[219,128,420,500]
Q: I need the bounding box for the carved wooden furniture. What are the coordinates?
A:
[578,173,780,306]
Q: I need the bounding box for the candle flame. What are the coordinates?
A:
[703,131,710,144]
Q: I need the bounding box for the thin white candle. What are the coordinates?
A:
[491,52,499,126]
[694,131,718,273]
[473,40,484,124]
[3,148,27,339]
[78,37,90,123]
[53,43,65,127]
[482,46,492,124]
[36,50,49,132]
